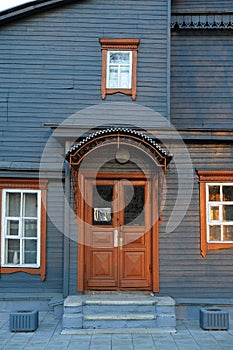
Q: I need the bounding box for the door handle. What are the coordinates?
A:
[114,229,118,247]
[119,237,123,250]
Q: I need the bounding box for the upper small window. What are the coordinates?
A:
[198,170,233,257]
[100,38,139,100]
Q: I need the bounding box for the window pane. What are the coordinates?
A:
[209,225,221,241]
[6,239,20,264]
[223,226,233,241]
[109,52,130,64]
[209,186,220,201]
[93,185,113,225]
[93,208,112,224]
[223,186,233,201]
[7,220,19,236]
[209,206,219,221]
[24,193,37,217]
[108,67,118,88]
[23,219,37,237]
[223,205,233,221]
[24,240,37,264]
[6,193,21,216]
[124,186,144,226]
[120,67,130,88]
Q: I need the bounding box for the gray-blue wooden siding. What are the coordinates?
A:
[172,0,233,12]
[0,0,233,298]
[171,31,233,130]
[159,142,233,298]
[0,0,168,293]
[0,0,169,167]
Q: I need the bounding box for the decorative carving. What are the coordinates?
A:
[171,13,233,30]
[197,170,233,182]
[100,38,140,50]
[66,128,172,170]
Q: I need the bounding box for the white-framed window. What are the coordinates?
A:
[207,183,233,242]
[198,170,233,257]
[100,38,139,100]
[107,51,132,89]
[1,189,41,267]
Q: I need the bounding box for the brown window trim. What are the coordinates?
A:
[0,179,48,281]
[100,38,140,100]
[198,170,233,257]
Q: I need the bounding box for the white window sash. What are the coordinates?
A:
[206,183,233,243]
[1,189,41,268]
[106,50,132,89]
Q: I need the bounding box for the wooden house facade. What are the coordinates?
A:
[0,0,233,323]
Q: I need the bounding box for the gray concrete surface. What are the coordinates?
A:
[1,311,233,349]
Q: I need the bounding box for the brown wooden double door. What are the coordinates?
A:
[84,178,152,290]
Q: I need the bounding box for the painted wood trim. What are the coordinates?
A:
[152,175,159,292]
[198,170,233,257]
[67,127,170,170]
[40,182,47,281]
[198,170,233,182]
[199,181,207,257]
[76,172,159,292]
[78,171,151,180]
[0,179,48,281]
[101,47,107,100]
[171,13,233,30]
[77,174,85,292]
[100,38,139,100]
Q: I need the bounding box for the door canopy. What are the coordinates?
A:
[66,127,172,170]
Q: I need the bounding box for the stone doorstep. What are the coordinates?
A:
[84,299,156,306]
[64,296,83,307]
[61,327,176,335]
[62,295,176,333]
[63,295,175,307]
[84,314,156,321]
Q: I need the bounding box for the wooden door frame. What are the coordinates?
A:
[75,171,160,293]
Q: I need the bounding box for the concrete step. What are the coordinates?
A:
[83,295,156,315]
[62,294,176,333]
[83,314,157,329]
[61,327,176,335]
[84,314,156,320]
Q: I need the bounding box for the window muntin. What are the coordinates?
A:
[107,51,132,89]
[1,189,41,267]
[207,184,233,243]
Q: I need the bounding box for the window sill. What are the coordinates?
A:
[102,88,136,100]
[201,242,233,257]
[0,266,46,281]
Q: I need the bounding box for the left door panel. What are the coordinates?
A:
[84,180,118,289]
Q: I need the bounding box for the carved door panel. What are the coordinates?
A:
[119,181,151,288]
[84,178,151,290]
